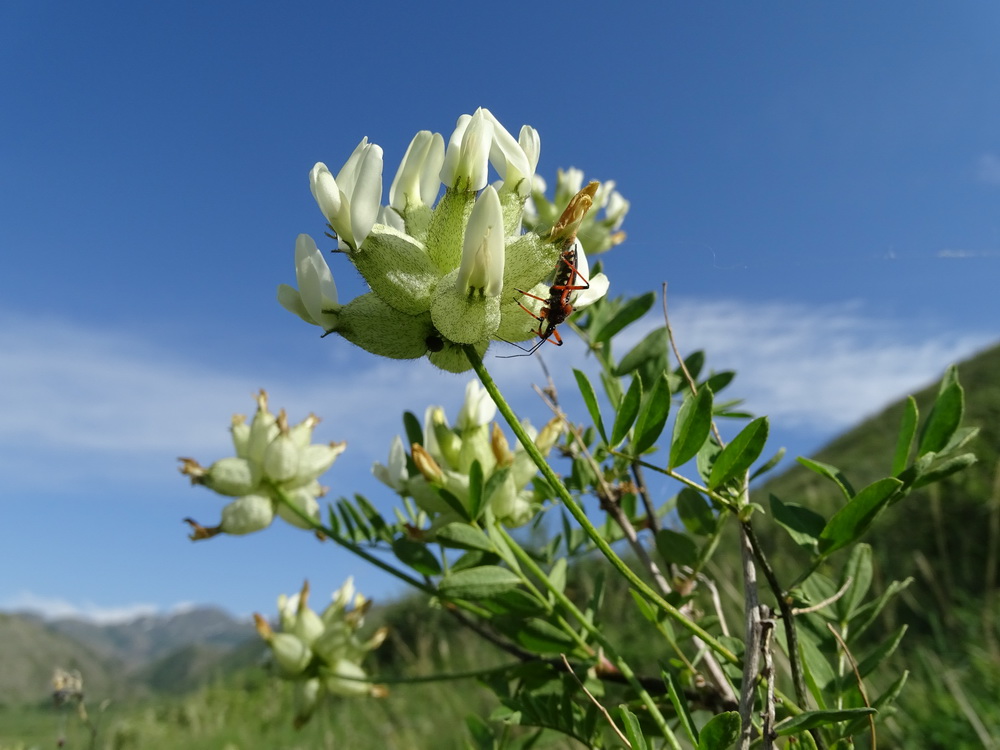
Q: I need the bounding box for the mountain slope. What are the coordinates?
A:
[0,613,142,705]
[750,340,1000,619]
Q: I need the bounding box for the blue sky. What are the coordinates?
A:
[1,2,997,622]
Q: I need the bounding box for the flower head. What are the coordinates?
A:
[279,109,623,372]
[180,391,345,539]
[255,579,386,727]
[372,380,562,527]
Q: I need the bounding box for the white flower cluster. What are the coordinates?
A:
[255,579,387,728]
[278,108,614,372]
[373,381,562,527]
[179,391,345,538]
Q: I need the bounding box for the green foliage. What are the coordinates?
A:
[168,283,999,748]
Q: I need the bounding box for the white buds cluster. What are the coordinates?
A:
[372,381,563,527]
[255,579,387,728]
[180,390,346,539]
[278,108,619,372]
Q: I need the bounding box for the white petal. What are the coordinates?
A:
[457,186,504,296]
[418,133,445,205]
[348,143,383,248]
[440,110,493,191]
[573,272,609,309]
[439,114,471,188]
[336,137,372,188]
[390,131,442,211]
[482,109,531,194]
[294,234,339,328]
[377,205,406,232]
[309,163,341,225]
[518,125,541,174]
[277,284,315,325]
[457,380,496,429]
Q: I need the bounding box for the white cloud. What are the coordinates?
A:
[0,302,991,495]
[0,591,159,623]
[658,298,991,430]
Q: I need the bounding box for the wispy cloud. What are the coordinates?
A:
[0,302,991,495]
[659,299,991,430]
[0,590,161,623]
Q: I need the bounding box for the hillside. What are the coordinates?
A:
[750,341,1000,621]
[0,607,257,705]
[0,613,139,705]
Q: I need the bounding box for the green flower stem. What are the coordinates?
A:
[494,523,679,749]
[271,487,494,620]
[464,345,739,666]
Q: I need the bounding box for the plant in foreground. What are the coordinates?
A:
[179,108,979,749]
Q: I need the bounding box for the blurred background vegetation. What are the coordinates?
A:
[3,343,998,749]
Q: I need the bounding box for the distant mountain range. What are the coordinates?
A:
[0,606,259,704]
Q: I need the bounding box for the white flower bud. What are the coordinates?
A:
[310,138,384,251]
[269,632,312,676]
[220,494,275,535]
[263,430,300,483]
[440,110,493,192]
[323,659,372,697]
[293,678,323,728]
[456,186,504,297]
[277,235,340,331]
[284,441,346,487]
[231,414,250,457]
[456,380,497,430]
[372,435,408,491]
[203,457,256,497]
[275,486,321,529]
[481,109,532,198]
[390,130,445,212]
[246,392,279,465]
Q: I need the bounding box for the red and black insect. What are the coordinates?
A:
[502,241,590,357]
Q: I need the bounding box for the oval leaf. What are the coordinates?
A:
[467,460,485,521]
[708,416,769,489]
[892,396,918,476]
[391,538,441,576]
[677,488,715,536]
[697,711,741,749]
[669,386,713,469]
[632,373,671,454]
[494,616,577,654]
[573,369,607,443]
[770,494,824,551]
[797,457,855,500]
[435,523,495,552]
[775,708,876,735]
[611,376,643,448]
[614,326,668,377]
[818,477,903,558]
[918,365,964,456]
[438,566,521,600]
[619,705,650,750]
[655,528,699,568]
[592,292,655,344]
